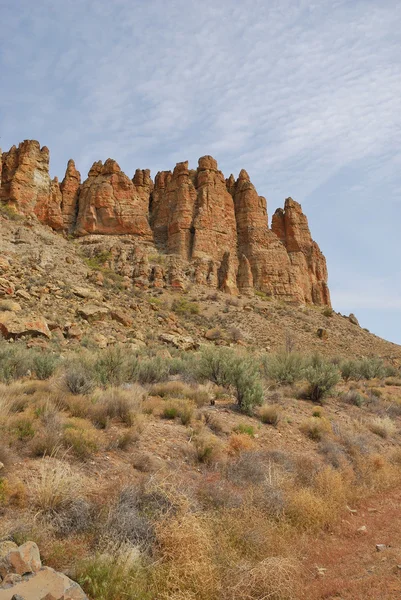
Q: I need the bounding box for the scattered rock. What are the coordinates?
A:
[14,289,32,301]
[349,313,360,326]
[0,541,41,578]
[159,333,199,351]
[110,310,133,327]
[376,544,387,552]
[0,278,14,297]
[76,304,109,322]
[72,286,102,300]
[0,542,87,600]
[0,313,51,339]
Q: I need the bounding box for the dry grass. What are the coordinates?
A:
[369,416,397,438]
[28,457,84,514]
[299,417,332,441]
[258,404,281,426]
[90,385,145,427]
[62,419,99,458]
[227,433,256,455]
[228,557,300,600]
[156,513,222,600]
[192,430,224,464]
[150,381,210,407]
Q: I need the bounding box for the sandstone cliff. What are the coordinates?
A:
[0,140,331,306]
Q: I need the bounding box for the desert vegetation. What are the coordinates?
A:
[0,339,401,599]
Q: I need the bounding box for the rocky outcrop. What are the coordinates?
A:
[271,198,331,305]
[60,159,81,231]
[0,141,63,228]
[74,159,153,238]
[0,140,331,306]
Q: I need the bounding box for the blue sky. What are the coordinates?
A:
[1,0,400,344]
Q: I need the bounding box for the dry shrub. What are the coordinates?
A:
[313,466,350,510]
[227,451,267,485]
[299,417,331,441]
[385,377,401,386]
[193,431,224,464]
[227,433,255,455]
[57,393,90,419]
[162,399,195,425]
[287,488,335,531]
[142,396,165,415]
[259,404,281,426]
[369,416,397,438]
[90,386,145,428]
[29,457,84,514]
[203,412,228,435]
[197,476,243,509]
[354,452,401,492]
[228,557,300,600]
[132,452,161,473]
[156,513,221,600]
[107,428,140,451]
[150,381,209,407]
[0,444,13,469]
[75,542,151,600]
[63,421,99,459]
[0,476,26,507]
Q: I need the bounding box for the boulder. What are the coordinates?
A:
[0,313,51,339]
[159,333,199,351]
[348,313,360,326]
[0,543,87,600]
[76,304,109,322]
[0,541,41,577]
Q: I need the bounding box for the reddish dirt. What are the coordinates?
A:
[301,486,401,599]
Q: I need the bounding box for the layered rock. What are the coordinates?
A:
[60,159,81,231]
[271,198,331,305]
[0,140,331,306]
[74,159,153,238]
[0,141,63,228]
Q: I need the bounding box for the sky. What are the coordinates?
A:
[1,0,400,344]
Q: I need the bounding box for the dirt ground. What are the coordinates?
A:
[302,486,401,599]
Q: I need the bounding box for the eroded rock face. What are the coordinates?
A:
[0,140,331,305]
[60,159,81,231]
[271,198,331,306]
[74,159,153,238]
[0,141,63,228]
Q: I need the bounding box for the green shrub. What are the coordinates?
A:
[262,352,305,385]
[172,298,200,315]
[64,364,95,395]
[32,352,60,380]
[341,357,388,381]
[233,423,255,437]
[358,357,386,380]
[75,547,152,600]
[340,389,365,407]
[302,360,340,403]
[0,343,32,383]
[339,359,358,381]
[137,356,170,384]
[13,416,35,440]
[199,348,263,413]
[162,404,179,420]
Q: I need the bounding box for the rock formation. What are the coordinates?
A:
[0,140,331,306]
